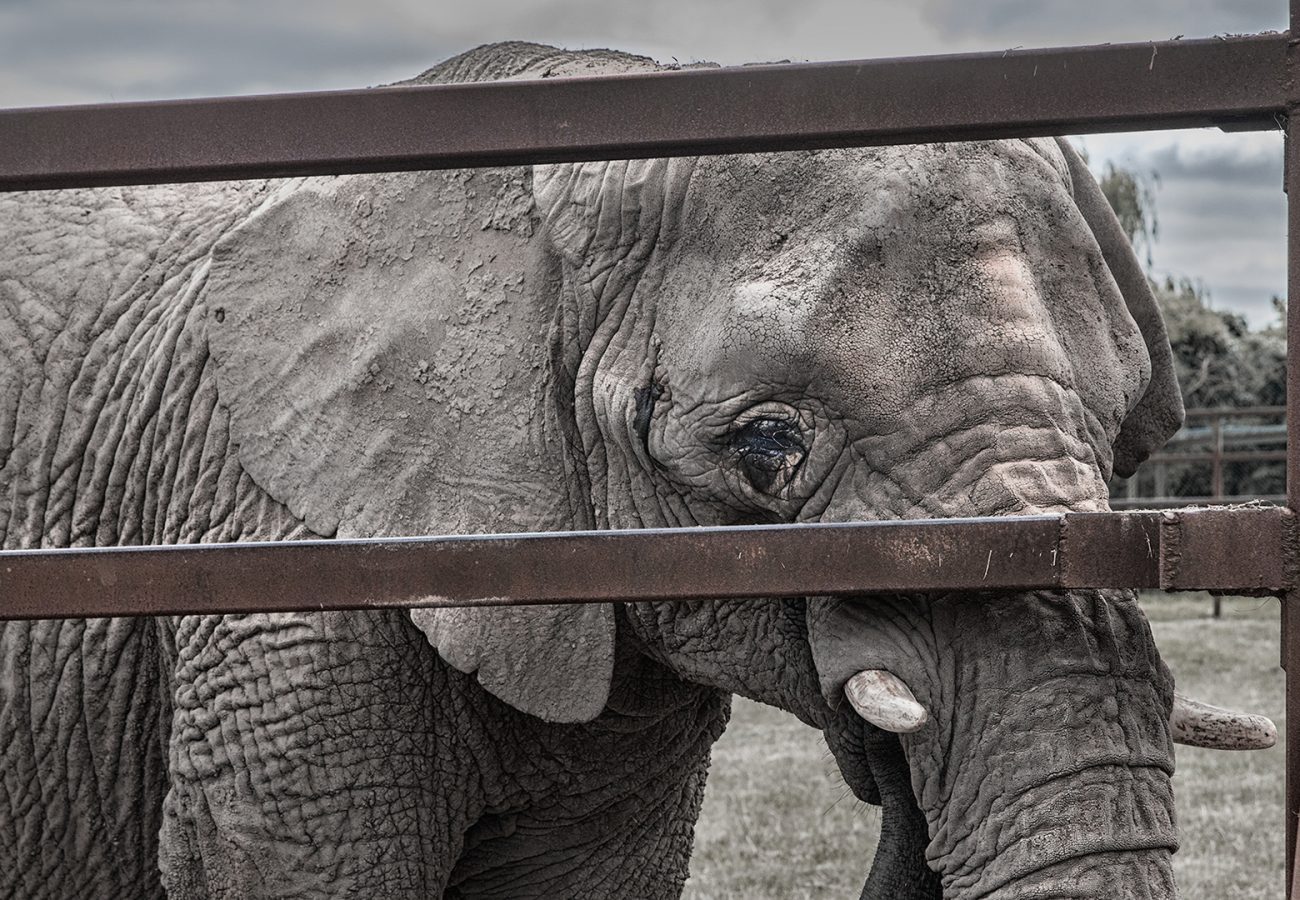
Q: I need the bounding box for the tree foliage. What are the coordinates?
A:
[1091,153,1283,411]
[1096,159,1286,500]
[1154,277,1285,410]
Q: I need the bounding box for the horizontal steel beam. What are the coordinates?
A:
[0,507,1289,619]
[1182,405,1287,418]
[0,34,1288,191]
[1147,451,1289,463]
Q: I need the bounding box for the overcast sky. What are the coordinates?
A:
[0,0,1288,326]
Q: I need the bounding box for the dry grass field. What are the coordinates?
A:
[683,594,1285,899]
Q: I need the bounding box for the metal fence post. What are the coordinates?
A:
[1211,414,1225,500]
[1285,12,1300,887]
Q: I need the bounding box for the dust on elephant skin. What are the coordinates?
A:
[0,41,1188,900]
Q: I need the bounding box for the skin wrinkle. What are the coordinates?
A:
[41,194,248,549]
[85,306,160,542]
[140,276,209,542]
[110,285,187,543]
[874,372,1111,467]
[149,300,211,543]
[77,628,115,859]
[1,617,170,898]
[953,695,1166,839]
[946,774,1177,898]
[37,309,120,541]
[2,184,257,897]
[873,428,1102,515]
[569,158,696,532]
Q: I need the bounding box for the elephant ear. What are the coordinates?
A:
[1057,138,1185,477]
[202,170,615,723]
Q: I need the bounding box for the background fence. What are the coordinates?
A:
[1113,406,1288,508]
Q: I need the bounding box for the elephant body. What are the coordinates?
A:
[0,95,727,899]
[1,42,1192,899]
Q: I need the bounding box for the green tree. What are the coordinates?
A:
[1098,161,1160,268]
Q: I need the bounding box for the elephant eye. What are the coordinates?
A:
[731,417,806,492]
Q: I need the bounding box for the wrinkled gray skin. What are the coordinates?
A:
[0,43,1184,900]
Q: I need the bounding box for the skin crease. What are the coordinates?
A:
[0,42,1184,900]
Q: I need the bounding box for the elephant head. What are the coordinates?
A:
[529,136,1195,898]
[196,43,1270,899]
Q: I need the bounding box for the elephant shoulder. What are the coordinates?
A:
[0,181,264,548]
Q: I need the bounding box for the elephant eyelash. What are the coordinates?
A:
[730,418,806,492]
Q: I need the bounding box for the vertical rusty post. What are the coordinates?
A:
[1286,14,1300,888]
[1212,414,1225,501]
[1211,414,1222,619]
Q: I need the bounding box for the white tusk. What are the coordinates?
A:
[1170,691,1277,751]
[843,669,928,734]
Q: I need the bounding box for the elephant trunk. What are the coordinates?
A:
[808,588,1179,899]
[975,851,1176,900]
[935,763,1177,899]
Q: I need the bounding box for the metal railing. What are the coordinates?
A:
[2,18,1300,896]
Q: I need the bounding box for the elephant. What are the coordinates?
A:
[0,40,1275,900]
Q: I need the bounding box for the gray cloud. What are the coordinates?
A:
[1,1,1286,326]
[1144,144,1283,189]
[0,0,938,107]
[921,0,1283,45]
[0,1,448,105]
[1098,134,1287,328]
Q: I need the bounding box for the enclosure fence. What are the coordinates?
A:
[1111,406,1289,509]
[4,12,1300,897]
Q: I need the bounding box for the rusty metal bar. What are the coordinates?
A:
[1285,13,1300,888]
[0,34,1288,192]
[1212,418,1226,499]
[1138,450,1288,465]
[1183,405,1287,418]
[0,507,1287,620]
[1158,506,1295,593]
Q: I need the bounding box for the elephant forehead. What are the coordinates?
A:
[673,139,1069,239]
[661,171,1070,361]
[658,140,1077,322]
[651,139,1138,436]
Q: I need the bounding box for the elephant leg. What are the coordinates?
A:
[160,610,481,899]
[0,618,170,900]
